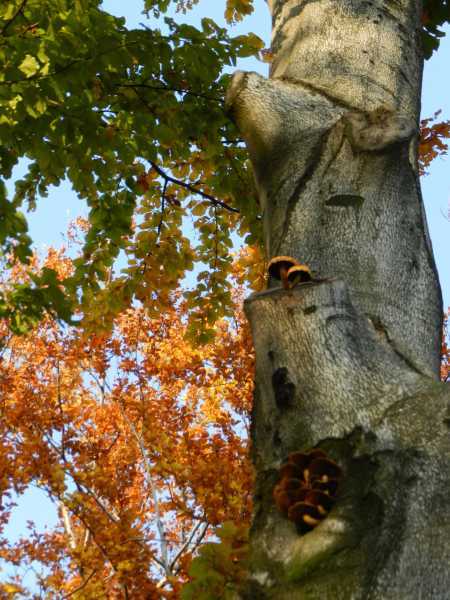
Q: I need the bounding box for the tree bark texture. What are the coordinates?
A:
[226,0,449,597]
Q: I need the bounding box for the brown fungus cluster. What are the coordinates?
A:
[268,256,312,290]
[273,449,342,533]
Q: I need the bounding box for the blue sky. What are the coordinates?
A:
[420,31,450,309]
[3,0,450,588]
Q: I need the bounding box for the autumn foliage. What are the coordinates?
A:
[419,112,450,175]
[0,248,256,597]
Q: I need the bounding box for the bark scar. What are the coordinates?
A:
[272,367,296,409]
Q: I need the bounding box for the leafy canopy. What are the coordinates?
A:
[0,244,254,596]
[0,0,263,337]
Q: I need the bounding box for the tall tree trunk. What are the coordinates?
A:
[226,0,450,597]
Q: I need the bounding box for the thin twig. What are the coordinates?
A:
[156,576,169,589]
[62,569,97,599]
[42,430,121,524]
[221,138,244,145]
[1,0,28,36]
[157,179,168,241]
[56,493,116,575]
[170,521,208,572]
[213,205,219,272]
[116,82,223,104]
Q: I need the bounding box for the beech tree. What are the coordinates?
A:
[226,2,450,598]
[1,0,450,598]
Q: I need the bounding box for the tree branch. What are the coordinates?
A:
[170,521,209,572]
[60,502,77,552]
[41,430,121,524]
[156,178,168,242]
[119,400,171,576]
[116,82,223,104]
[149,160,240,214]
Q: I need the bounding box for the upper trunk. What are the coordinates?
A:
[226,0,449,598]
[227,0,442,377]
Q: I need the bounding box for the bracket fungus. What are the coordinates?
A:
[273,449,342,533]
[287,264,313,288]
[268,256,299,290]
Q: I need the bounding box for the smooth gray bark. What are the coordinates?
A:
[226,0,448,597]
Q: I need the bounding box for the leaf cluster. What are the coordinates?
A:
[422,0,450,58]
[418,111,450,175]
[0,0,263,334]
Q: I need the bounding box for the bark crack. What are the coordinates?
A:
[277,75,361,113]
[369,316,427,377]
[274,131,331,256]
[278,74,399,117]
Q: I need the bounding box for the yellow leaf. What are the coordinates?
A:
[18,55,40,78]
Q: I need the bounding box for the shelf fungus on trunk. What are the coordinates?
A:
[268,256,299,289]
[273,449,342,534]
